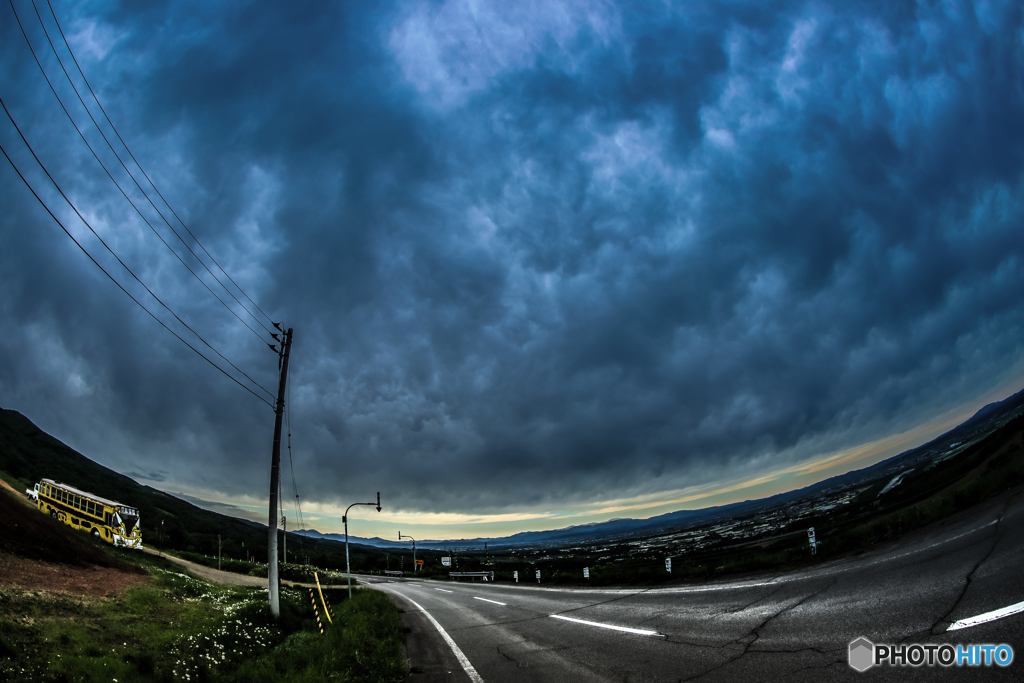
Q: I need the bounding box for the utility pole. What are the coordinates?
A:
[281,516,287,566]
[218,534,221,571]
[267,327,293,619]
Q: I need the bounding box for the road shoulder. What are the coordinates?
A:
[373,583,475,683]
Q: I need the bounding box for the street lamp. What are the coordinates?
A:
[399,532,416,574]
[344,492,382,599]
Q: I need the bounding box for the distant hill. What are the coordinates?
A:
[962,386,1024,429]
[307,383,1024,549]
[0,408,384,566]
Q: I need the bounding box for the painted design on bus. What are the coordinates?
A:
[28,479,143,549]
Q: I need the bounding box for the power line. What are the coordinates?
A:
[40,0,280,331]
[0,95,277,407]
[10,0,276,345]
[286,382,307,549]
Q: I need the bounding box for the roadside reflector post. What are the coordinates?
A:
[514,570,518,583]
[308,588,324,634]
[315,572,332,624]
[665,558,672,573]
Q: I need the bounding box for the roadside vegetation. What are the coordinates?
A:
[0,550,407,683]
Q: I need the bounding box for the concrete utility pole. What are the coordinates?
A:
[281,516,287,565]
[267,327,293,619]
[344,493,382,599]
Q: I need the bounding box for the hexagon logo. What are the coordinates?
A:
[849,637,875,672]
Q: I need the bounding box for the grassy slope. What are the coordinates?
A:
[0,549,407,683]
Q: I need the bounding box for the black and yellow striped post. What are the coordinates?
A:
[314,572,333,624]
[322,591,334,621]
[308,588,324,634]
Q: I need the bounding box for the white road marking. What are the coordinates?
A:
[473,597,506,605]
[948,600,1024,631]
[435,588,453,593]
[396,593,485,683]
[550,614,661,637]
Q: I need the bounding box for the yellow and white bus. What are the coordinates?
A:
[29,479,143,549]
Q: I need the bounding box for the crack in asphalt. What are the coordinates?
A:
[495,644,525,668]
[675,578,838,682]
[928,504,1008,636]
[727,584,788,614]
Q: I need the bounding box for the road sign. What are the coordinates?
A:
[442,556,452,567]
[415,559,424,565]
[665,558,672,573]
[536,569,541,583]
[583,567,590,579]
[513,570,519,582]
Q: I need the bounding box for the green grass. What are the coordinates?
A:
[221,590,407,683]
[0,558,407,683]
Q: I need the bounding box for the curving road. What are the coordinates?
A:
[363,486,1024,682]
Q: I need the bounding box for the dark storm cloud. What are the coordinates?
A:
[2,0,1022,516]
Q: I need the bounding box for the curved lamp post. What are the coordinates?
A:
[344,492,382,599]
[399,532,416,573]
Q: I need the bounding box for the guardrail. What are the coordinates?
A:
[449,571,494,582]
[383,570,403,576]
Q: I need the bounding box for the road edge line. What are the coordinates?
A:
[398,593,485,683]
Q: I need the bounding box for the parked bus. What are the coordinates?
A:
[28,479,143,549]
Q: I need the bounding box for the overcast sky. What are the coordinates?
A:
[2,0,1023,540]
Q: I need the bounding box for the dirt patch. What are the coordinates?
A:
[142,548,270,587]
[0,552,150,596]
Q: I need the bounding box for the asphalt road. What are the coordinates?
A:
[362,487,1024,682]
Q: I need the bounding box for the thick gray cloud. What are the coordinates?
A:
[1,0,1022,515]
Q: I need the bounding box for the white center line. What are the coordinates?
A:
[550,614,662,637]
[435,588,453,593]
[948,599,1024,631]
[473,597,507,605]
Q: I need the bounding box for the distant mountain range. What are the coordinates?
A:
[3,383,1022,554]
[298,384,1024,549]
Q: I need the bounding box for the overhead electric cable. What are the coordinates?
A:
[285,384,307,544]
[41,0,280,329]
[0,95,277,406]
[0,137,275,410]
[12,0,275,344]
